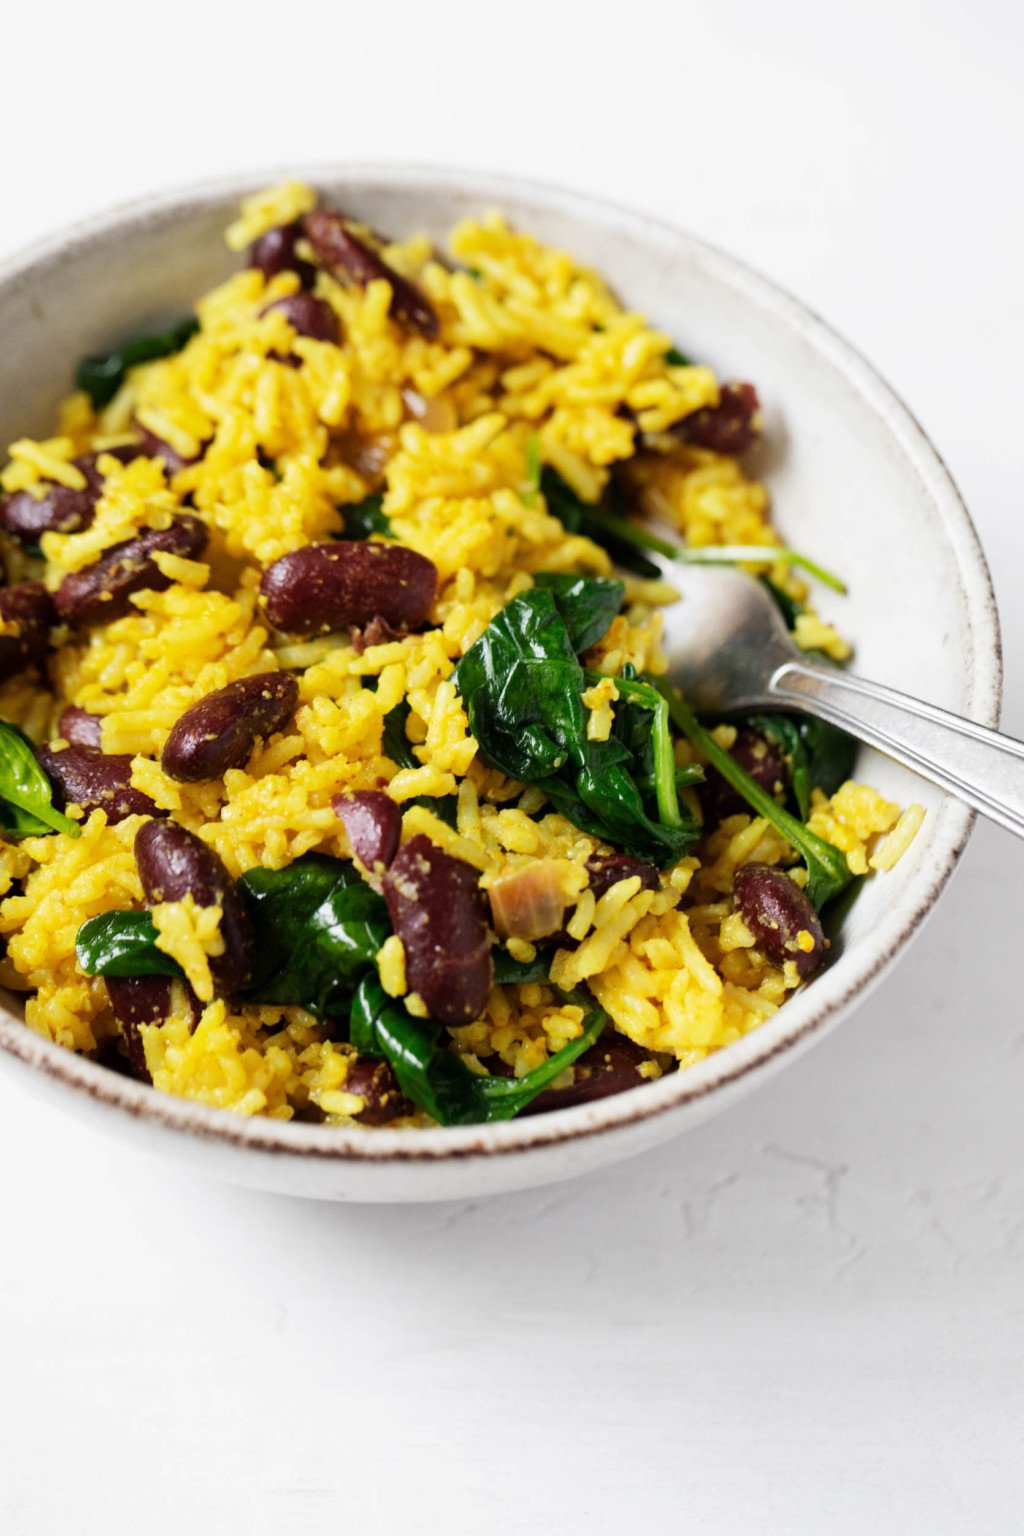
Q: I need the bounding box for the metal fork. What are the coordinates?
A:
[656,561,1023,837]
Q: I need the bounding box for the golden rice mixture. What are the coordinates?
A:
[0,182,923,1128]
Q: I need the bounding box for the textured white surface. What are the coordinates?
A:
[1,0,1022,1530]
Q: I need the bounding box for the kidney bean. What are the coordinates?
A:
[333,790,401,870]
[345,1056,412,1125]
[260,541,437,636]
[161,672,298,782]
[702,727,789,822]
[262,292,340,346]
[303,209,439,339]
[248,221,316,286]
[54,514,208,627]
[57,706,103,750]
[133,424,202,476]
[0,447,141,543]
[585,852,660,901]
[106,974,201,1082]
[0,582,54,681]
[732,863,825,978]
[35,744,162,824]
[675,381,761,456]
[383,835,493,1027]
[519,1032,654,1115]
[135,820,254,995]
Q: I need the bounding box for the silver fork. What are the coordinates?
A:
[656,561,1023,837]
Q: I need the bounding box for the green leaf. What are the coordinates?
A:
[350,972,607,1124]
[76,909,183,978]
[532,572,625,654]
[0,722,81,840]
[492,948,553,984]
[542,467,661,578]
[340,493,390,540]
[454,590,696,865]
[381,700,418,769]
[238,854,390,1017]
[76,316,199,409]
[657,680,854,909]
[664,345,691,366]
[760,577,804,630]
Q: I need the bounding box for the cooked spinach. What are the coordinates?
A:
[340,493,390,540]
[350,972,606,1124]
[664,345,692,366]
[381,700,417,769]
[657,680,854,909]
[78,854,390,1017]
[76,909,183,978]
[455,587,696,865]
[532,572,626,654]
[0,722,81,840]
[542,468,661,578]
[76,316,199,409]
[492,947,553,985]
[238,854,390,1017]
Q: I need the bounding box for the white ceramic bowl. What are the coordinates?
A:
[0,166,1000,1202]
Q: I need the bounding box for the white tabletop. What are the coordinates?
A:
[2,2,1022,1531]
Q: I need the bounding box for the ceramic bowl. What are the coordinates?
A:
[0,166,1001,1201]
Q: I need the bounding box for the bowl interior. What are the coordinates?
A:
[0,167,1000,1190]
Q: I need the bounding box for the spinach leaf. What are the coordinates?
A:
[340,493,390,540]
[664,345,692,366]
[744,713,812,820]
[455,589,696,865]
[799,715,858,803]
[760,577,804,629]
[657,680,854,909]
[542,467,661,579]
[492,948,553,984]
[76,316,199,409]
[76,909,183,978]
[239,854,390,1017]
[523,431,542,508]
[0,722,81,840]
[381,700,417,769]
[350,972,607,1124]
[532,572,625,654]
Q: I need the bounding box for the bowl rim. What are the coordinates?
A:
[0,162,1002,1165]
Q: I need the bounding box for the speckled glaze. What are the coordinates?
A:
[0,166,1001,1202]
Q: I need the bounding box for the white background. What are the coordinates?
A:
[1,1,1022,1530]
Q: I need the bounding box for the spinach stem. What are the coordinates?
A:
[580,505,846,593]
[587,670,682,829]
[653,677,854,909]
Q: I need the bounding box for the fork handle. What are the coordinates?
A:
[769,660,1023,837]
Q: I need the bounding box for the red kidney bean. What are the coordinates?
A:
[134,820,255,995]
[585,852,660,901]
[133,424,203,476]
[333,790,401,870]
[345,1057,412,1125]
[303,209,439,339]
[57,705,103,750]
[675,381,761,456]
[54,514,208,626]
[262,292,340,346]
[0,447,141,543]
[0,582,54,681]
[160,672,298,782]
[383,835,493,1027]
[732,863,825,977]
[260,541,437,636]
[248,221,316,287]
[518,1032,654,1115]
[106,974,201,1082]
[702,727,789,822]
[35,744,163,824]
